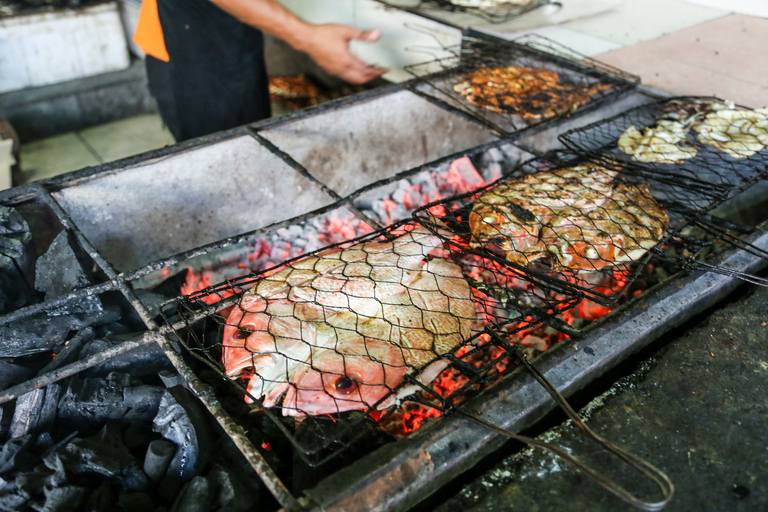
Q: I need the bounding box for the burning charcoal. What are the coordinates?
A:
[169,476,210,512]
[79,334,174,378]
[0,360,36,391]
[153,387,212,501]
[205,464,254,512]
[57,373,164,428]
[117,491,155,512]
[143,439,175,484]
[0,205,35,314]
[34,230,92,301]
[9,384,60,439]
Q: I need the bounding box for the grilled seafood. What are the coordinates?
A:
[469,164,668,271]
[693,106,768,159]
[453,66,612,119]
[618,99,768,162]
[544,183,669,271]
[469,164,618,266]
[222,227,475,417]
[618,121,696,164]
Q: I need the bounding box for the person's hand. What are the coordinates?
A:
[297,24,386,84]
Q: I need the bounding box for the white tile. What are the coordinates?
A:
[78,114,175,164]
[20,133,101,182]
[679,0,768,18]
[563,0,730,46]
[504,26,622,57]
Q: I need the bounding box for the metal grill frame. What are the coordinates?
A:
[374,0,554,24]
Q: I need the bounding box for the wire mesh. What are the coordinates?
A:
[376,0,554,24]
[411,151,720,305]
[160,220,582,466]
[560,97,768,201]
[404,34,639,136]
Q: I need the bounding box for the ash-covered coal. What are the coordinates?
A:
[79,332,175,378]
[0,205,35,314]
[9,384,60,439]
[0,370,257,511]
[34,230,93,303]
[57,372,164,430]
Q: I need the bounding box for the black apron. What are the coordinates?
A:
[146,0,271,142]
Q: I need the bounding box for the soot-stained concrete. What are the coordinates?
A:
[431,283,768,512]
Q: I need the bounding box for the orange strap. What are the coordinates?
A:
[133,0,170,62]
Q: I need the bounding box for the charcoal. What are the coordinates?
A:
[37,328,95,376]
[57,373,164,427]
[35,433,54,454]
[80,334,174,378]
[15,458,67,497]
[117,492,154,512]
[42,453,67,487]
[34,485,85,512]
[143,440,175,484]
[0,315,72,358]
[0,360,36,391]
[158,371,182,389]
[206,465,253,512]
[153,387,212,501]
[134,290,172,322]
[0,435,32,474]
[10,385,59,439]
[34,231,92,301]
[123,421,153,454]
[169,476,210,512]
[83,481,115,512]
[0,490,28,510]
[0,205,35,314]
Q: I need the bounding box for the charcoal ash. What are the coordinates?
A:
[57,373,164,431]
[34,230,93,303]
[0,205,36,314]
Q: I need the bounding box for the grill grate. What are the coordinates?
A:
[160,220,581,466]
[404,34,639,136]
[560,97,768,199]
[375,0,553,24]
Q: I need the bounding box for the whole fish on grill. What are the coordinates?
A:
[222,227,475,417]
[469,164,669,271]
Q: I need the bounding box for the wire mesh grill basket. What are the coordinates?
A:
[560,97,768,201]
[376,0,555,24]
[159,221,581,466]
[410,151,744,305]
[404,34,639,136]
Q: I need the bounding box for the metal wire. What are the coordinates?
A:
[404,34,639,137]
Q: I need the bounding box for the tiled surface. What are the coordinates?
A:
[680,0,768,18]
[78,114,174,163]
[596,14,768,107]
[20,132,101,182]
[563,0,729,46]
[506,26,622,57]
[18,113,173,184]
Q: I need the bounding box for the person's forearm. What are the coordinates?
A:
[208,0,313,51]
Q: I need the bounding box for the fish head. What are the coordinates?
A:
[278,338,409,417]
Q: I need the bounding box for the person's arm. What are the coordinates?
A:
[209,0,385,84]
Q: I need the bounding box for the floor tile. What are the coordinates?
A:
[679,0,768,18]
[505,25,622,57]
[78,113,175,163]
[597,45,768,107]
[621,14,768,88]
[19,132,101,182]
[563,0,729,46]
